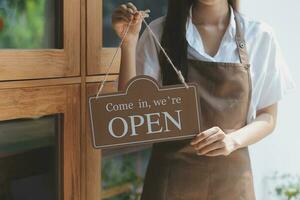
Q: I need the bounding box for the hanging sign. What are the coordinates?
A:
[89,75,200,149]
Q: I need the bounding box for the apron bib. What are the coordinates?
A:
[141,11,255,200]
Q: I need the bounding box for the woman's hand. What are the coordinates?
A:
[112,3,150,91]
[189,104,277,157]
[190,126,239,156]
[112,2,149,44]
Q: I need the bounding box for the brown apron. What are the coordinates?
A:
[141,12,256,200]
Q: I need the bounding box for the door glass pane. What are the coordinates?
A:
[103,0,168,47]
[0,0,63,49]
[0,114,61,200]
[102,147,151,199]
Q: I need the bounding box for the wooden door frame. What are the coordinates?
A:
[0,0,87,199]
[0,0,81,81]
[0,84,81,200]
[82,0,119,199]
[86,0,121,75]
[0,0,174,199]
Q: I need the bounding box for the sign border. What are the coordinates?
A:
[88,75,201,149]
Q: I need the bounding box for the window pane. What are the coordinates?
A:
[0,115,61,200]
[0,0,63,49]
[102,148,151,200]
[103,0,168,47]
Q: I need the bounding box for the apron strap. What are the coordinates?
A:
[234,11,250,65]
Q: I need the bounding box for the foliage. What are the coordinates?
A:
[102,149,151,200]
[267,172,300,200]
[0,0,47,48]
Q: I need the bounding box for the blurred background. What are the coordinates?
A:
[242,1,300,200]
[0,0,62,48]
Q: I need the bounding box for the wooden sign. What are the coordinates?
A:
[89,75,200,149]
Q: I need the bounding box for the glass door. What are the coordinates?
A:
[0,84,81,200]
[0,115,61,200]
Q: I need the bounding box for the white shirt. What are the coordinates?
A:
[136,6,296,123]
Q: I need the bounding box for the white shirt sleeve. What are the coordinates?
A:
[136,19,164,85]
[256,30,296,110]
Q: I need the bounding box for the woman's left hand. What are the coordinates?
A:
[190,126,239,156]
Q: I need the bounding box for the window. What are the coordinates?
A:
[0,115,61,200]
[0,0,63,49]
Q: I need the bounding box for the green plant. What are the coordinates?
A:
[0,0,48,48]
[102,149,151,200]
[268,172,300,200]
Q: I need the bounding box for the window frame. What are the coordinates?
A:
[0,84,81,200]
[0,0,81,81]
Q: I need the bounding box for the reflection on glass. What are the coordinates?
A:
[102,148,151,200]
[103,0,168,47]
[0,115,61,200]
[0,0,63,49]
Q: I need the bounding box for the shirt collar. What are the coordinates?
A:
[186,5,236,59]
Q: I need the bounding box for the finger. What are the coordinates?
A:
[194,131,225,150]
[119,4,134,19]
[130,13,142,24]
[119,4,128,12]
[134,11,150,20]
[135,11,149,20]
[127,7,135,15]
[204,148,226,157]
[140,11,150,18]
[190,126,219,145]
[133,12,141,20]
[112,15,130,24]
[113,10,131,18]
[114,8,133,20]
[112,12,131,23]
[143,9,151,14]
[119,3,134,15]
[127,2,138,12]
[196,141,225,155]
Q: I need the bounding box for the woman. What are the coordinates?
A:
[112,0,295,199]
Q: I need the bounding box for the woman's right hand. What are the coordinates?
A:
[112,2,149,44]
